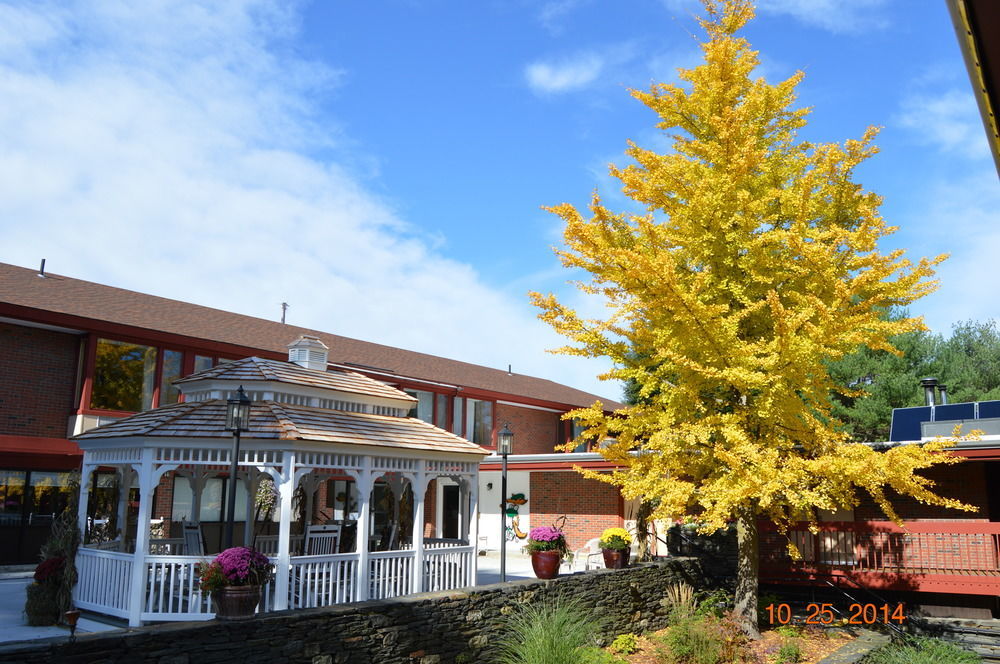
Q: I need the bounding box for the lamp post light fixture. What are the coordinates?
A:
[497,423,514,582]
[223,385,252,550]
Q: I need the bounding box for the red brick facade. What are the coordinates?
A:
[495,403,563,456]
[0,322,79,437]
[529,471,622,550]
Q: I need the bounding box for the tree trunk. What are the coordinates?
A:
[635,499,656,562]
[734,503,761,639]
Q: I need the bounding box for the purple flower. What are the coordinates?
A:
[528,526,564,542]
[202,547,273,589]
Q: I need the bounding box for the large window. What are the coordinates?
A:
[28,472,75,523]
[325,479,359,521]
[405,390,434,422]
[435,393,449,429]
[464,398,493,446]
[91,339,157,411]
[0,471,26,526]
[160,349,183,405]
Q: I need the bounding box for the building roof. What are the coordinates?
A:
[0,262,622,409]
[74,399,489,457]
[948,0,1000,174]
[174,356,418,405]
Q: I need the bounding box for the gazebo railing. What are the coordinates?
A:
[75,548,133,619]
[369,549,415,600]
[288,552,358,608]
[141,554,213,621]
[423,545,475,592]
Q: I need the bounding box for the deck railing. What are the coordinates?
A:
[760,521,1000,594]
[424,545,475,591]
[369,550,415,599]
[141,554,213,621]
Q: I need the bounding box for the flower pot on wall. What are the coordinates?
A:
[530,550,562,579]
[212,585,261,620]
[602,549,628,569]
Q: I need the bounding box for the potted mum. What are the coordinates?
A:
[525,525,567,579]
[199,546,274,620]
[599,527,632,569]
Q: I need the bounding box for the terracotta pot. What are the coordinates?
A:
[530,550,562,579]
[602,548,629,569]
[212,585,261,621]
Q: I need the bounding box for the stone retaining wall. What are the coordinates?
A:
[0,558,710,664]
[912,617,1000,662]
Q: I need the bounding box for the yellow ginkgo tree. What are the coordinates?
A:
[530,0,975,637]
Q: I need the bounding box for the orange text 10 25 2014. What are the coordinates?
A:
[764,603,906,625]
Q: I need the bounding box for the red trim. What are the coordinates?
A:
[0,435,82,470]
[951,448,1000,459]
[78,333,97,413]
[761,567,1000,595]
[480,460,619,471]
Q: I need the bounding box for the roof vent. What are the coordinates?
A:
[287,335,329,371]
[920,377,938,407]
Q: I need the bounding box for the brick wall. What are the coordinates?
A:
[530,471,622,550]
[495,403,563,455]
[0,322,79,437]
[0,558,711,664]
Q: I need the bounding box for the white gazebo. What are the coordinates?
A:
[72,336,488,626]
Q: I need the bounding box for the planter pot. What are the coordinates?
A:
[212,585,261,621]
[602,548,628,569]
[530,550,562,579]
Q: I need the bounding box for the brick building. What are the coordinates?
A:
[0,260,625,565]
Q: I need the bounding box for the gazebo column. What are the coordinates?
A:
[410,470,428,595]
[115,468,131,541]
[76,462,95,544]
[243,472,260,547]
[272,454,295,611]
[126,449,155,627]
[351,457,374,601]
[467,476,479,586]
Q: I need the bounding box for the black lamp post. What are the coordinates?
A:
[223,386,252,550]
[497,423,513,582]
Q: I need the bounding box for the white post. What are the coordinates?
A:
[76,463,94,544]
[410,471,428,595]
[273,454,294,611]
[115,468,130,540]
[303,473,315,529]
[244,472,259,547]
[127,449,155,627]
[468,474,479,587]
[353,458,374,601]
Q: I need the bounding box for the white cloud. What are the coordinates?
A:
[896,88,992,160]
[525,52,605,94]
[659,0,889,33]
[537,0,592,34]
[0,0,620,402]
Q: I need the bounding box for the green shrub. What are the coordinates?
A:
[776,639,802,664]
[579,647,627,664]
[863,636,979,664]
[656,613,747,664]
[694,588,732,618]
[610,633,639,655]
[495,599,603,664]
[774,624,801,639]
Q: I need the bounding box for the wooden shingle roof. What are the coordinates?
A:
[0,262,622,409]
[174,356,417,404]
[74,400,489,457]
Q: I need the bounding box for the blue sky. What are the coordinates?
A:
[0,0,995,402]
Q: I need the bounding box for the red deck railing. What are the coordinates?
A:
[759,521,1000,596]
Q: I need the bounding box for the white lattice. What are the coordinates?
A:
[86,448,142,464]
[295,452,362,471]
[425,460,476,475]
[371,457,417,472]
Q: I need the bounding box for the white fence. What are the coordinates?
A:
[75,541,475,623]
[75,549,133,619]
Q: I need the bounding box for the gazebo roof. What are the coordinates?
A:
[174,356,417,405]
[74,399,488,458]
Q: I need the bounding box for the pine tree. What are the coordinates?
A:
[531,0,974,636]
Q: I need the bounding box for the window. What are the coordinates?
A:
[435,393,449,430]
[0,470,26,526]
[91,338,157,411]
[29,471,75,522]
[171,476,247,522]
[571,419,588,453]
[160,350,183,405]
[325,479,358,521]
[193,355,213,373]
[465,398,493,445]
[404,390,434,422]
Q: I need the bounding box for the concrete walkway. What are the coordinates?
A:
[0,572,122,645]
[0,550,547,644]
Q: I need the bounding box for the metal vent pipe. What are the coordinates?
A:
[920,377,939,407]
